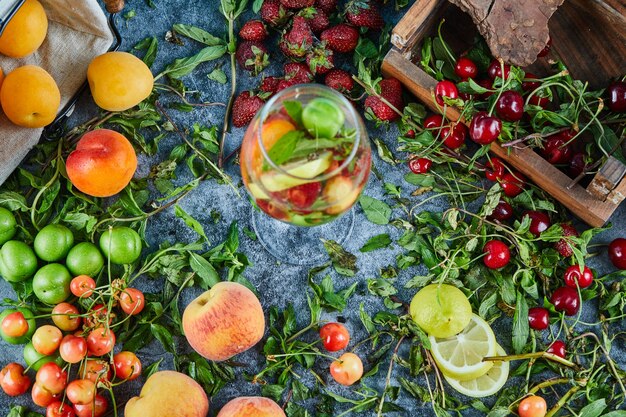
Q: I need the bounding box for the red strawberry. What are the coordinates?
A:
[315,0,337,13]
[286,182,322,210]
[299,7,329,34]
[325,69,354,92]
[232,92,265,128]
[345,1,384,30]
[306,43,334,75]
[284,62,314,83]
[555,224,579,257]
[364,77,404,122]
[280,0,314,9]
[261,0,291,27]
[236,41,269,75]
[239,20,268,42]
[260,76,281,94]
[320,24,359,53]
[276,78,297,91]
[279,16,313,59]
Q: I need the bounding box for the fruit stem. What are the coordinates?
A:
[545,385,581,417]
[30,139,63,231]
[528,377,585,395]
[376,336,405,417]
[483,351,577,369]
[218,15,238,168]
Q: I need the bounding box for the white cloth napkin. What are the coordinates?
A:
[0,0,114,184]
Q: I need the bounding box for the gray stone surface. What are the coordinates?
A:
[1,0,625,416]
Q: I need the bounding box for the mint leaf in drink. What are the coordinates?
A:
[268,131,305,166]
[360,234,392,252]
[283,100,303,126]
[359,195,392,225]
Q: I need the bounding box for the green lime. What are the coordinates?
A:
[410,284,472,338]
[302,97,345,139]
[34,224,74,262]
[99,226,142,265]
[66,242,104,277]
[23,341,65,371]
[0,240,38,282]
[32,263,72,304]
[0,307,36,344]
[0,207,17,245]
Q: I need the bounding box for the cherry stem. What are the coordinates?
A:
[376,336,406,417]
[502,127,569,148]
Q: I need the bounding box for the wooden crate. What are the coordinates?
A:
[381,0,626,227]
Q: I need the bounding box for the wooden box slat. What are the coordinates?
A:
[382,0,626,227]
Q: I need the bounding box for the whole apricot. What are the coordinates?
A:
[0,0,48,58]
[87,52,154,111]
[66,129,137,197]
[217,397,286,417]
[0,67,4,90]
[0,65,60,128]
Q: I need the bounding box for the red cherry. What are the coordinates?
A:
[522,211,551,237]
[551,286,580,316]
[46,401,76,417]
[489,200,513,221]
[454,57,478,79]
[408,158,432,174]
[495,91,524,122]
[424,114,443,129]
[499,172,526,197]
[537,37,552,57]
[319,322,350,352]
[405,129,415,138]
[541,136,573,165]
[607,81,626,113]
[487,60,511,80]
[555,224,579,257]
[528,307,550,330]
[483,240,511,269]
[434,80,458,106]
[522,72,541,92]
[484,157,506,181]
[547,340,566,358]
[608,238,626,269]
[528,94,550,109]
[286,182,322,210]
[469,111,502,145]
[568,152,589,178]
[477,79,495,99]
[563,265,593,289]
[440,123,467,149]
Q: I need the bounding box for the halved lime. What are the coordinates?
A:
[410,284,472,338]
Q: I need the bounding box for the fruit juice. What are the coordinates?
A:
[241,84,371,226]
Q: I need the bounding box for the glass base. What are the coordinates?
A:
[251,208,355,266]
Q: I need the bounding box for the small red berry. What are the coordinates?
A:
[551,286,580,316]
[607,81,626,113]
[522,211,551,237]
[563,265,593,289]
[408,158,432,174]
[499,172,526,197]
[489,200,513,221]
[434,80,458,107]
[454,57,478,79]
[547,340,566,358]
[483,240,511,269]
[487,60,511,80]
[609,238,626,269]
[528,307,550,330]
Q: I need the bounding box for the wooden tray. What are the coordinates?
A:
[381,0,626,227]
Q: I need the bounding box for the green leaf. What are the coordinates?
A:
[268,131,305,166]
[134,36,158,68]
[602,412,626,417]
[579,399,606,417]
[173,24,224,46]
[174,205,208,242]
[151,323,175,353]
[189,252,220,289]
[0,191,28,211]
[360,234,392,252]
[161,45,227,79]
[6,406,44,417]
[359,302,375,333]
[142,358,163,378]
[374,138,396,165]
[207,68,227,84]
[359,195,392,225]
[252,0,264,13]
[512,291,529,353]
[322,239,358,277]
[283,100,303,126]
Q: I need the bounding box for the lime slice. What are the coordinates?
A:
[443,344,509,397]
[248,183,269,200]
[260,151,332,192]
[410,284,472,338]
[429,313,497,381]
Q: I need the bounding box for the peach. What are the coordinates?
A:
[66,129,137,197]
[0,0,48,58]
[125,371,208,417]
[0,65,60,128]
[182,282,265,362]
[87,51,154,111]
[217,397,286,417]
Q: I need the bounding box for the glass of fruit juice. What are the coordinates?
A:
[240,84,371,264]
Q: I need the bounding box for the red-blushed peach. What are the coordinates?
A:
[66,129,137,197]
[216,396,286,417]
[182,282,265,362]
[124,371,208,417]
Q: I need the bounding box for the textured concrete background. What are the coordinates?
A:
[1,0,625,415]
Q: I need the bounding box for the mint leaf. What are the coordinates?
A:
[359,195,392,225]
[208,68,227,84]
[268,131,305,166]
[322,239,357,277]
[360,234,392,252]
[189,252,220,289]
[283,100,303,126]
[173,24,225,46]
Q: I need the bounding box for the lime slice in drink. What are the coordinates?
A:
[410,284,472,338]
[443,343,509,397]
[429,313,497,381]
[260,151,332,192]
